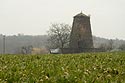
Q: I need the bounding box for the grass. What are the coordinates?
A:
[0,52,125,83]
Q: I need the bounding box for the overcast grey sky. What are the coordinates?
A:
[0,0,125,39]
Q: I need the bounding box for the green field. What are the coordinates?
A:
[0,52,125,83]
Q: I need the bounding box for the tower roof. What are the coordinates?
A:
[74,12,88,17]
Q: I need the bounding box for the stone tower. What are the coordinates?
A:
[70,12,93,52]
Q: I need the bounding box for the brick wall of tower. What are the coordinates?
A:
[69,14,93,50]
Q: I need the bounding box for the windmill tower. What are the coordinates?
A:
[69,12,93,52]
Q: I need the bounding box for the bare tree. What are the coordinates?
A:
[98,40,115,52]
[21,45,33,54]
[119,44,125,51]
[98,43,107,52]
[98,39,115,52]
[107,39,114,51]
[47,23,71,49]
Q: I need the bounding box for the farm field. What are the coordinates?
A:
[0,52,125,83]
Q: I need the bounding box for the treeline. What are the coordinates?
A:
[0,34,125,54]
[0,34,48,54]
[93,36,125,51]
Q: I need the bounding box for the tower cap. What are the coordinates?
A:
[74,12,89,17]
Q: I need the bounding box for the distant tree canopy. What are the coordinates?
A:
[47,23,71,49]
